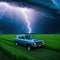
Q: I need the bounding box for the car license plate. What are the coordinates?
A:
[39,44,41,47]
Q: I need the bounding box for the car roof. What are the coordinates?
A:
[17,34,31,37]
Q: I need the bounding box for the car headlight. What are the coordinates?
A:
[34,43,36,45]
[42,41,44,44]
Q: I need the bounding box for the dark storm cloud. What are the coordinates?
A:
[0,16,28,34]
[0,2,28,34]
[0,0,28,2]
[0,0,60,33]
[0,0,60,11]
[42,17,60,34]
[32,13,60,34]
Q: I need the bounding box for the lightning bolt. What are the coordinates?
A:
[51,0,58,7]
[0,2,8,19]
[21,8,31,33]
[0,2,31,33]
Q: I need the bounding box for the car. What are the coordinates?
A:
[14,34,45,50]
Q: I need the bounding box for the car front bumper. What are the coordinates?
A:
[33,42,45,47]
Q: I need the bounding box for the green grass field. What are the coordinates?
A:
[33,34,60,51]
[0,48,10,60]
[0,34,60,60]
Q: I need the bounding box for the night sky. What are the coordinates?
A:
[0,0,60,34]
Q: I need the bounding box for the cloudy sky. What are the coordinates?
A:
[0,0,60,34]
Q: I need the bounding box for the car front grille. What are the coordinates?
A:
[36,42,42,45]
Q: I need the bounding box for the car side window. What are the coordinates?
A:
[18,36,20,39]
[21,36,25,39]
[25,35,30,39]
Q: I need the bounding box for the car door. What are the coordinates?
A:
[18,36,27,45]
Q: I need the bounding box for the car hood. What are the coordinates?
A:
[30,39,43,43]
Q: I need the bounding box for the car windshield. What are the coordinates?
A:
[25,35,33,39]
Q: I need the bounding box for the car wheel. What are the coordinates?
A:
[15,42,18,46]
[27,45,32,51]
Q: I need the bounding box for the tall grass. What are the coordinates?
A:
[33,34,60,51]
[0,34,60,60]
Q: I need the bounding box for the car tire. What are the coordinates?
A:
[15,42,18,46]
[27,44,32,51]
